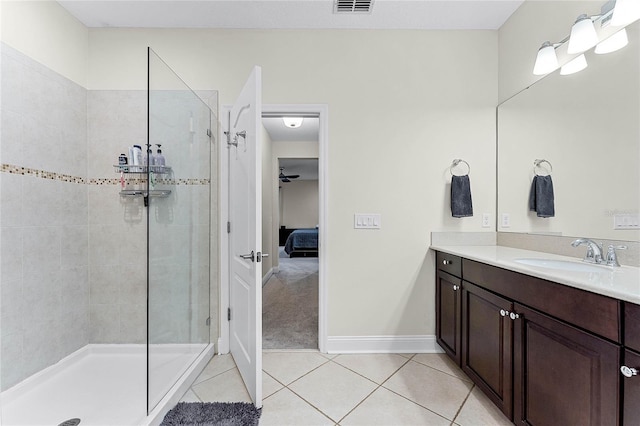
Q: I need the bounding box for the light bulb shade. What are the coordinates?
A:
[282,117,303,128]
[595,28,628,54]
[611,0,640,26]
[560,54,588,75]
[533,42,559,75]
[568,15,599,54]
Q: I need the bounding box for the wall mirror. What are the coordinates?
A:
[497,21,639,242]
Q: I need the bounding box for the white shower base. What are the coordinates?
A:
[1,343,214,426]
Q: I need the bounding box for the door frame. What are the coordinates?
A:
[219,103,329,354]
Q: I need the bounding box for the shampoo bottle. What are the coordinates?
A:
[154,144,165,167]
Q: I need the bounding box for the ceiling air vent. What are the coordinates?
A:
[334,0,374,14]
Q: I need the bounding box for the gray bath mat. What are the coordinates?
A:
[160,402,261,426]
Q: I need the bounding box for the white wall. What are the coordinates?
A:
[0,0,88,87]
[87,29,499,339]
[280,180,319,229]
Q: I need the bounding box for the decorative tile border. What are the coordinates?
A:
[1,164,85,183]
[1,164,210,186]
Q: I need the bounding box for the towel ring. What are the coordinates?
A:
[450,159,470,176]
[534,159,553,176]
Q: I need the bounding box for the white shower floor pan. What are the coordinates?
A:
[1,343,214,426]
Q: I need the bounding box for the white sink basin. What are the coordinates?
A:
[514,258,611,273]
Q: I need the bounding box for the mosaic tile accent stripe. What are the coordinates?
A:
[1,164,85,183]
[1,164,210,186]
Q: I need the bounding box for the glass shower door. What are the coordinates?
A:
[147,48,213,413]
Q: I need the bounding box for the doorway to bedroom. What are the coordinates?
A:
[261,113,320,350]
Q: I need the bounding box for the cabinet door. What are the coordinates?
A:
[436,270,462,365]
[623,349,640,426]
[462,281,513,419]
[514,303,619,426]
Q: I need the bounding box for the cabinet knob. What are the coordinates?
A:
[621,366,639,378]
[442,259,452,265]
[500,309,509,317]
[453,285,459,291]
[509,312,520,320]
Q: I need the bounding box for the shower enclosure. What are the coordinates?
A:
[146,47,216,414]
[0,47,217,425]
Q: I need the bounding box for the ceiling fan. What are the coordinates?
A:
[279,167,300,183]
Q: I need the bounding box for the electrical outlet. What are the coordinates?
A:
[482,213,491,228]
[501,213,511,228]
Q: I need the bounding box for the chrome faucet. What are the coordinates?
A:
[605,245,627,267]
[571,238,604,264]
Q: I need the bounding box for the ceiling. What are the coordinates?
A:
[263,116,319,142]
[58,0,523,30]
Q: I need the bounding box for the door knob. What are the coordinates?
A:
[442,259,452,265]
[500,309,509,317]
[239,251,255,262]
[509,312,520,320]
[621,366,639,378]
[453,285,459,291]
[256,252,269,262]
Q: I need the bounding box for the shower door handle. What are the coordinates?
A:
[239,251,255,262]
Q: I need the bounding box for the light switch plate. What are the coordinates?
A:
[354,214,381,229]
[614,213,640,229]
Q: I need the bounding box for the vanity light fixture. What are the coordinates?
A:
[282,117,303,128]
[595,28,629,53]
[560,54,588,75]
[532,0,638,76]
[533,41,560,75]
[611,0,640,26]
[568,14,599,54]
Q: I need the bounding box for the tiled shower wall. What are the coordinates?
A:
[1,43,89,390]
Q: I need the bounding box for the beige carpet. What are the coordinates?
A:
[262,248,318,349]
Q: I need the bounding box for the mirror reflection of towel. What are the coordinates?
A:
[529,175,555,218]
[451,175,473,218]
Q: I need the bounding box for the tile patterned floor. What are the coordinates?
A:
[180,351,512,426]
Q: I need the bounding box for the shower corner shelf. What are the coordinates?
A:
[114,165,172,174]
[119,189,171,198]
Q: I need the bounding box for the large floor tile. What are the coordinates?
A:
[260,388,334,426]
[193,353,237,385]
[332,354,409,384]
[179,389,201,403]
[412,353,471,382]
[383,360,473,420]
[262,351,328,385]
[288,361,377,422]
[263,371,284,398]
[191,368,251,403]
[341,387,451,426]
[454,387,511,426]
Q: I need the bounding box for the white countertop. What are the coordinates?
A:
[430,245,640,305]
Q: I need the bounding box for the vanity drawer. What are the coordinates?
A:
[463,259,621,342]
[625,302,640,352]
[436,252,462,278]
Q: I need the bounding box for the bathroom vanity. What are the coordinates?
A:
[432,245,640,426]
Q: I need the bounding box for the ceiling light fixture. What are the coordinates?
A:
[560,54,588,75]
[568,14,599,54]
[595,28,629,53]
[282,117,304,128]
[611,0,640,26]
[533,41,560,75]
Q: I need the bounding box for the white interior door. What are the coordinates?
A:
[228,66,263,407]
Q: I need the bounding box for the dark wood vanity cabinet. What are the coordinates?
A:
[435,252,462,365]
[513,303,619,426]
[623,303,640,425]
[461,282,513,419]
[434,251,633,425]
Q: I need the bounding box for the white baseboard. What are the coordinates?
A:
[262,268,274,286]
[326,335,445,354]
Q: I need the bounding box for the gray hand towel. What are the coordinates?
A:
[451,175,473,218]
[529,175,555,218]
